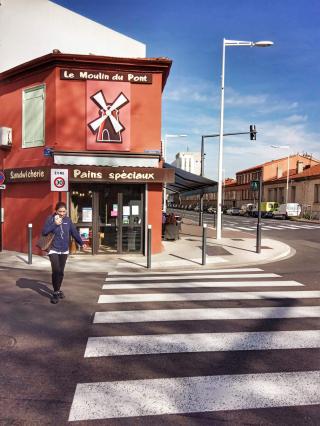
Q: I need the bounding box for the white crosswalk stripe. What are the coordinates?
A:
[98,290,320,304]
[69,371,320,421]
[108,267,264,276]
[69,268,320,422]
[94,306,320,323]
[103,280,303,289]
[106,272,280,281]
[84,330,320,357]
[224,221,320,232]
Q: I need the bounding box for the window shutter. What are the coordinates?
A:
[23,85,45,147]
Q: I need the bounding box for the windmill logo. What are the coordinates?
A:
[88,90,129,143]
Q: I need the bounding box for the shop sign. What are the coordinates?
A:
[51,169,69,192]
[5,167,50,183]
[86,82,131,152]
[60,69,152,84]
[70,166,175,183]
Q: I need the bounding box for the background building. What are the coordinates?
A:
[172,152,201,175]
[0,0,146,73]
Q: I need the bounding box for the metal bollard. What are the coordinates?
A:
[147,224,152,269]
[202,223,207,266]
[28,223,32,265]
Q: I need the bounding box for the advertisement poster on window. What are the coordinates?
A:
[82,207,92,222]
[79,227,90,241]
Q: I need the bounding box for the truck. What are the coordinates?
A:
[272,203,301,219]
[252,202,279,218]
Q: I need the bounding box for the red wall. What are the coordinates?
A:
[3,182,67,255]
[54,69,162,153]
[0,62,165,254]
[0,68,56,169]
[147,183,163,253]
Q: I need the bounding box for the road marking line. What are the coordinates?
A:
[93,306,320,323]
[108,267,264,277]
[106,273,280,282]
[68,371,320,421]
[236,227,255,231]
[103,280,303,289]
[84,330,320,357]
[98,290,320,304]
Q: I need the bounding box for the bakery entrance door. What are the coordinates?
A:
[97,184,144,254]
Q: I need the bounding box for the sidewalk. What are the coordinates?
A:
[0,221,294,273]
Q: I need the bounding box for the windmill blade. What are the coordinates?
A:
[108,113,124,133]
[92,91,108,111]
[88,114,108,132]
[108,93,129,112]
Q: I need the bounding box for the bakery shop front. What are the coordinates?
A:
[4,164,173,254]
[0,52,173,255]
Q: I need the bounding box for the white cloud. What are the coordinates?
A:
[285,114,308,123]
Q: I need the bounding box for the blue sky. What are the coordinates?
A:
[55,0,320,179]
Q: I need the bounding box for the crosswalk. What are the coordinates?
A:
[68,267,320,422]
[223,220,320,233]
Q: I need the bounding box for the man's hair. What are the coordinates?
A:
[55,201,67,211]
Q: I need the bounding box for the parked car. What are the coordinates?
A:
[207,206,216,214]
[272,203,301,219]
[226,207,240,215]
[240,203,255,216]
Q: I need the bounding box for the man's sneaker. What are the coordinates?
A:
[58,291,65,299]
[50,292,59,304]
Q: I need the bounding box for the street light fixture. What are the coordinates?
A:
[216,38,273,240]
[162,134,188,213]
[271,145,290,205]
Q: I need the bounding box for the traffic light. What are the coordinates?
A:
[250,124,256,141]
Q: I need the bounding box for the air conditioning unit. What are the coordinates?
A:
[0,127,12,147]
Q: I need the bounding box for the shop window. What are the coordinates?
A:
[22,84,45,148]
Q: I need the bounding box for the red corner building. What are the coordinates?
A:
[0,53,173,255]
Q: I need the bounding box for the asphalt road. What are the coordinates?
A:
[0,215,319,424]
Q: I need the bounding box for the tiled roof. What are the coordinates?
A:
[264,164,320,183]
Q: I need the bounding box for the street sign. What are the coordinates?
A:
[0,184,6,190]
[0,171,5,185]
[51,169,69,192]
[250,180,260,191]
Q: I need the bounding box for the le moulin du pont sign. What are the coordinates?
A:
[60,69,152,84]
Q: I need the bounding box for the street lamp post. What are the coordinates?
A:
[271,145,290,205]
[162,134,187,213]
[216,38,273,240]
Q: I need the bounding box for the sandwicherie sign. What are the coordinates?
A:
[60,69,152,84]
[4,166,174,183]
[5,167,50,182]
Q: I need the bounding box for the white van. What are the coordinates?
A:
[272,203,301,219]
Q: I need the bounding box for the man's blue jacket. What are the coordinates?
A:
[42,214,83,252]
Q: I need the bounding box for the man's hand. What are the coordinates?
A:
[54,215,62,225]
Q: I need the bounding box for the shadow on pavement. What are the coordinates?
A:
[16,278,52,299]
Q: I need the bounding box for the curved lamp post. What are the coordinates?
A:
[216,39,274,240]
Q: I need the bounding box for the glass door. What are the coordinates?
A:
[70,186,93,254]
[120,185,144,253]
[97,185,119,254]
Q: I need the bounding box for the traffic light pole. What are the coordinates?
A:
[256,172,263,253]
[198,127,257,227]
